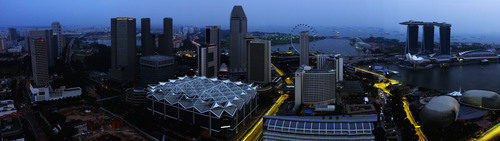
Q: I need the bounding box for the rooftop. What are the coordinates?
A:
[400,20,451,27]
[146,76,258,118]
[140,55,174,62]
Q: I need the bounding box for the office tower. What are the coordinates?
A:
[110,17,137,82]
[406,25,419,54]
[8,28,17,42]
[439,25,451,55]
[316,54,330,69]
[29,29,53,87]
[294,65,336,109]
[206,25,221,67]
[422,24,434,54]
[299,31,309,66]
[0,38,4,51]
[159,17,173,56]
[139,55,174,87]
[51,21,65,58]
[334,56,343,82]
[197,45,218,78]
[230,5,248,73]
[247,40,271,83]
[141,18,155,56]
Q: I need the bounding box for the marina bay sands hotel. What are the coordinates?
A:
[400,20,451,56]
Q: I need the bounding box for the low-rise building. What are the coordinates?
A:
[263,114,378,141]
[28,82,82,102]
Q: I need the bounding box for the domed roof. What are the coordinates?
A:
[419,96,459,128]
[461,90,500,110]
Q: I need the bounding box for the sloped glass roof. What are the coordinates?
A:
[147,75,257,118]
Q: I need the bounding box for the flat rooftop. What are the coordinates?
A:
[400,20,451,27]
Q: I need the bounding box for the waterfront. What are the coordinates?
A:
[272,38,360,56]
[391,63,500,93]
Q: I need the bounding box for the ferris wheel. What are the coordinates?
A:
[289,24,318,54]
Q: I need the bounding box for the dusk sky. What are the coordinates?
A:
[1,0,500,34]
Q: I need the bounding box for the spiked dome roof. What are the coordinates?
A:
[146,75,257,118]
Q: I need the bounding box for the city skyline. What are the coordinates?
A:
[2,0,500,35]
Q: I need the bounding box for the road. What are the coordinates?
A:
[13,78,48,141]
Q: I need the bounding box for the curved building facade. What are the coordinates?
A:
[461,90,500,110]
[419,96,459,128]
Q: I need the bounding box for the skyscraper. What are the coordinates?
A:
[29,29,53,87]
[230,5,248,73]
[0,38,4,51]
[110,17,137,82]
[206,25,221,67]
[439,25,451,55]
[51,21,65,58]
[294,65,336,109]
[8,28,17,42]
[334,56,343,82]
[247,40,271,83]
[141,18,155,56]
[316,54,330,70]
[300,31,309,66]
[159,17,174,56]
[422,24,434,54]
[197,45,218,78]
[406,24,419,54]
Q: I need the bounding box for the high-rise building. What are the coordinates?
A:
[159,18,174,56]
[206,25,221,67]
[139,55,175,87]
[334,56,343,82]
[406,25,419,55]
[141,18,155,56]
[197,45,218,78]
[51,21,65,58]
[110,17,137,83]
[316,54,330,69]
[247,40,271,83]
[230,5,248,73]
[299,31,309,66]
[0,38,4,51]
[422,24,434,54]
[29,29,53,87]
[8,28,17,42]
[439,25,451,55]
[316,54,343,82]
[294,65,336,109]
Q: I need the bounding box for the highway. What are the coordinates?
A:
[240,63,292,141]
[355,67,428,141]
[475,122,500,141]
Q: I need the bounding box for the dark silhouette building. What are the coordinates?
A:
[51,21,65,58]
[197,45,218,78]
[230,5,248,73]
[439,25,451,55]
[247,40,271,83]
[422,24,434,54]
[110,17,137,83]
[29,29,54,87]
[205,25,221,67]
[400,21,452,56]
[406,24,419,55]
[7,28,17,42]
[141,18,155,56]
[159,17,174,56]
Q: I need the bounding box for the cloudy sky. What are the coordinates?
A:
[1,0,500,34]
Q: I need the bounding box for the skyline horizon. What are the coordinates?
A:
[3,0,500,35]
